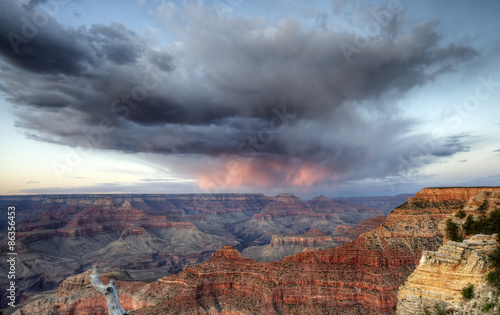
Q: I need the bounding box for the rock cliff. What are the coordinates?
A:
[404,187,500,209]
[396,234,498,315]
[242,216,386,263]
[241,228,338,262]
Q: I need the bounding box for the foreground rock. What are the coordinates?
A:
[396,234,498,314]
[12,269,155,315]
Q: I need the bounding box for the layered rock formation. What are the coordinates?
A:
[396,234,498,315]
[396,188,500,314]
[404,187,500,209]
[334,215,386,241]
[309,195,384,224]
[242,216,386,263]
[241,228,338,262]
[0,193,381,309]
[332,194,414,215]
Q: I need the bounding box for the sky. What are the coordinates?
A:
[0,0,499,198]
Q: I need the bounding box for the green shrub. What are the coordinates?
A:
[478,200,488,212]
[453,210,500,291]
[433,303,447,315]
[489,209,500,235]
[481,302,493,312]
[445,219,463,242]
[456,210,467,219]
[463,215,475,234]
[461,283,474,299]
[462,210,500,235]
[487,270,500,289]
[489,246,500,269]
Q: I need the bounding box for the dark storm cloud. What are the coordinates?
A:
[0,2,478,188]
[0,1,144,75]
[431,134,470,157]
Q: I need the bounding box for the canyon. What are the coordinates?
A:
[242,217,386,262]
[6,187,500,314]
[0,193,390,311]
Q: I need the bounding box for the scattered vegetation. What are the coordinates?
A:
[490,247,500,270]
[456,210,467,219]
[478,200,489,212]
[433,303,450,315]
[462,209,500,235]
[481,302,493,311]
[447,209,500,290]
[461,283,475,299]
[445,219,463,242]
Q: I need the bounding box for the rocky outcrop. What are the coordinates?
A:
[404,187,500,209]
[464,190,500,210]
[396,234,498,315]
[242,228,338,262]
[12,269,155,315]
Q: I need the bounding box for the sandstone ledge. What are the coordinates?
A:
[396,234,498,315]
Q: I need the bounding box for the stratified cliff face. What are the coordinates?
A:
[241,228,339,262]
[396,234,498,315]
[0,193,381,309]
[334,215,386,241]
[396,188,500,315]
[242,216,387,263]
[332,194,414,215]
[309,195,384,224]
[404,187,500,209]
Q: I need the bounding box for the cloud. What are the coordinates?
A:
[0,1,478,191]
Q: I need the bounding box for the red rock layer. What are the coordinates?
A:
[16,200,197,240]
[409,187,500,204]
[15,187,500,314]
[334,215,386,240]
[13,270,156,315]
